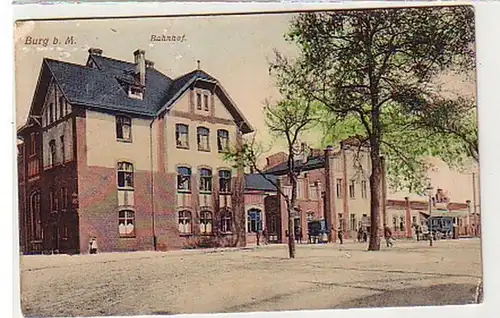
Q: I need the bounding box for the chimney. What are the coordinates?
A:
[145,59,155,69]
[133,49,146,87]
[88,48,103,56]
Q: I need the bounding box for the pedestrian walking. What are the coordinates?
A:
[256,230,261,246]
[337,228,343,244]
[89,237,98,254]
[384,225,394,247]
[357,227,362,242]
[262,227,268,245]
[362,228,368,242]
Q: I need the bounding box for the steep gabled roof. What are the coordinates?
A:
[46,58,169,117]
[20,51,254,134]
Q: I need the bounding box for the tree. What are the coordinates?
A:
[270,6,475,250]
[225,98,317,258]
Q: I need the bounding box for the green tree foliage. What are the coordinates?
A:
[270,6,475,250]
[224,99,318,258]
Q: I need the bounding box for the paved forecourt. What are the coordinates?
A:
[20,238,482,317]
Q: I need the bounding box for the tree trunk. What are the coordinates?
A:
[368,149,382,251]
[288,210,296,258]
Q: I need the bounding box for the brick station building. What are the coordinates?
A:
[17,48,254,254]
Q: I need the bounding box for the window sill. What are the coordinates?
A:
[219,232,233,236]
[200,233,215,237]
[219,192,232,196]
[177,190,192,194]
[179,233,193,237]
[116,138,133,143]
[199,191,212,195]
[176,145,190,150]
[198,149,211,153]
[118,187,135,191]
[119,235,136,239]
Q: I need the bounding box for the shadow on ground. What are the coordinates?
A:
[334,283,478,309]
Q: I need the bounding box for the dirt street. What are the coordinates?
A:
[19,238,482,317]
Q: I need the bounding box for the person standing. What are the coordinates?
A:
[89,237,98,254]
[384,225,394,247]
[337,228,343,245]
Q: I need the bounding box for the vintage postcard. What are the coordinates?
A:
[15,5,481,317]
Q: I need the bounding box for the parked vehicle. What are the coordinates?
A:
[427,216,454,239]
[307,219,330,244]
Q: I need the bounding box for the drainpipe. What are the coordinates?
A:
[149,118,157,251]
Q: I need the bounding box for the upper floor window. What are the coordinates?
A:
[119,210,135,237]
[30,133,36,156]
[217,129,229,153]
[60,135,65,163]
[306,211,314,222]
[203,95,209,111]
[196,92,202,110]
[336,178,343,198]
[219,170,231,194]
[361,180,368,198]
[49,103,54,124]
[175,124,189,149]
[349,180,355,199]
[197,127,210,152]
[117,162,134,189]
[49,140,56,167]
[177,167,192,192]
[116,116,132,141]
[59,96,66,118]
[199,168,212,193]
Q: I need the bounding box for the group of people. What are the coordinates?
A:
[356,227,369,243]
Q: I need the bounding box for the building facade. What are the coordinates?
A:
[260,138,473,243]
[17,48,253,254]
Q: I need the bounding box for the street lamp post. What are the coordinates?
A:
[426,182,434,247]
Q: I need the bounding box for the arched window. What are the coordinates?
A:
[30,192,42,240]
[247,208,262,233]
[219,170,231,194]
[118,210,135,237]
[177,167,192,192]
[306,211,314,222]
[220,209,232,233]
[200,211,213,234]
[117,162,134,189]
[197,127,210,151]
[178,210,192,234]
[199,168,212,193]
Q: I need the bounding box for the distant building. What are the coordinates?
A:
[17,48,253,254]
[256,137,473,243]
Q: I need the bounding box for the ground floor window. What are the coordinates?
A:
[179,210,192,234]
[220,210,232,233]
[200,211,213,234]
[119,210,135,237]
[399,216,405,231]
[247,209,262,233]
